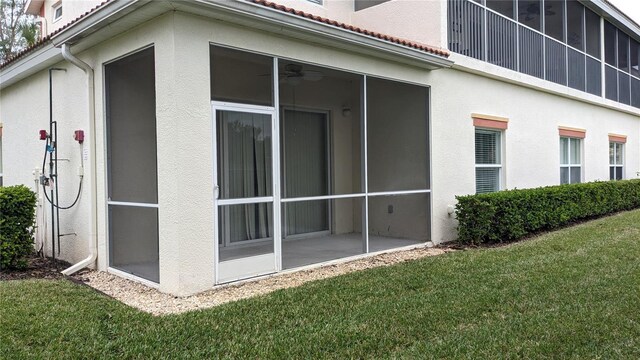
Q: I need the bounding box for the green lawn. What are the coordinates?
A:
[2,211,640,359]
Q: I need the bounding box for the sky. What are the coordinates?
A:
[608,0,640,25]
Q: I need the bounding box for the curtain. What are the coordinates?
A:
[283,110,329,236]
[219,111,273,243]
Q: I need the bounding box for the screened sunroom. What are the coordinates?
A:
[210,45,431,283]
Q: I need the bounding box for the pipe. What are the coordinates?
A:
[48,69,55,263]
[60,43,98,276]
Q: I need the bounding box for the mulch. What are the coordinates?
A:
[0,254,69,281]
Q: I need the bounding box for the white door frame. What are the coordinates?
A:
[212,100,281,284]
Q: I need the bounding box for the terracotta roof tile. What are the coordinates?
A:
[251,0,449,57]
[0,0,111,70]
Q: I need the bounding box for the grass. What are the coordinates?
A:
[2,211,640,359]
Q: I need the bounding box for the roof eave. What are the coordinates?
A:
[25,0,44,16]
[582,0,640,39]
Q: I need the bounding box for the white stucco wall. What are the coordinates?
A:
[0,58,91,265]
[428,67,640,243]
[351,0,444,50]
[257,0,445,50]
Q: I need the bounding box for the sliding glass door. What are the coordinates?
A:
[213,103,278,283]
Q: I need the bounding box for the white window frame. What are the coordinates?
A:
[52,1,63,23]
[609,141,624,180]
[475,128,503,194]
[560,136,582,184]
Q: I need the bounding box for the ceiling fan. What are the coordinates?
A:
[280,64,324,85]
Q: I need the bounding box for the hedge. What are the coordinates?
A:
[0,185,37,270]
[455,179,640,245]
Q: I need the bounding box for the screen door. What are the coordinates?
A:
[213,103,278,283]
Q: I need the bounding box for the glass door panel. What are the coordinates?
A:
[214,106,277,283]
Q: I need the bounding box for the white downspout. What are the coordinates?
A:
[60,43,98,276]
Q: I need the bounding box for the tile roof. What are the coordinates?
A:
[251,0,449,57]
[0,1,111,70]
[1,0,449,70]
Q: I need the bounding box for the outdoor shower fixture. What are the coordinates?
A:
[37,67,84,266]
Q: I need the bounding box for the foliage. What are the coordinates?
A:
[0,185,37,270]
[0,0,39,62]
[456,179,640,245]
[2,210,640,358]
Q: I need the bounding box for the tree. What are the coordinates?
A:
[0,0,38,63]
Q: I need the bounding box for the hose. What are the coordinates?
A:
[40,142,84,210]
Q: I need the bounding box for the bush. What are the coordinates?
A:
[455,179,640,245]
[0,185,37,270]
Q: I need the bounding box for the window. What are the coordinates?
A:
[618,30,630,72]
[486,0,514,19]
[354,0,390,11]
[610,142,624,180]
[605,21,617,66]
[518,0,541,31]
[631,39,640,77]
[566,0,584,50]
[544,0,565,42]
[475,129,502,193]
[585,8,600,58]
[560,137,581,184]
[52,2,63,22]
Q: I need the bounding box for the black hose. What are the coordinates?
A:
[42,178,83,210]
[40,142,83,210]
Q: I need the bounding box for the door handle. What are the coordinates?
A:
[214,185,220,199]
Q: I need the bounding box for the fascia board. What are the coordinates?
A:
[582,0,640,39]
[0,44,61,90]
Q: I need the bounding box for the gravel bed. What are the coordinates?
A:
[74,246,453,316]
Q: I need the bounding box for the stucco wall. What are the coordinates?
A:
[260,0,444,50]
[0,59,91,265]
[351,0,444,50]
[428,67,640,243]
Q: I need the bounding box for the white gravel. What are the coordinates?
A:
[73,246,453,316]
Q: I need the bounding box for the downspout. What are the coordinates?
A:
[60,43,98,276]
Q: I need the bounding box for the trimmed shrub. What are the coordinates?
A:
[0,185,37,270]
[456,179,640,245]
